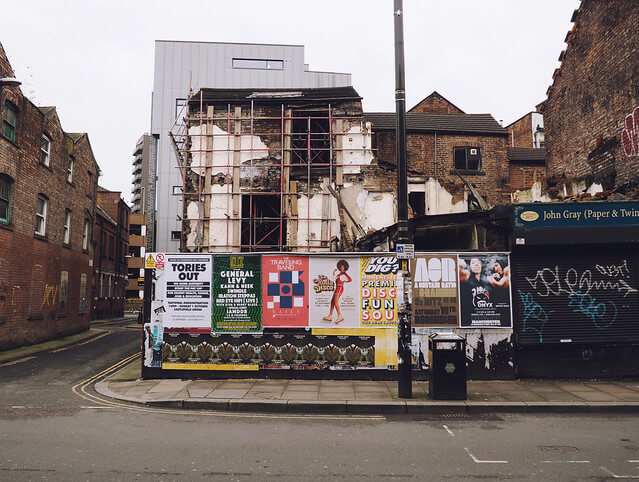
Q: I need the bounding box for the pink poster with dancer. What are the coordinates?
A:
[309,257,361,328]
[262,255,309,328]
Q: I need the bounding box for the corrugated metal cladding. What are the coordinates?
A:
[512,245,639,345]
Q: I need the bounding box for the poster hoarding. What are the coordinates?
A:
[309,257,360,328]
[360,256,399,327]
[458,253,512,328]
[410,254,459,327]
[212,255,262,332]
[262,256,309,328]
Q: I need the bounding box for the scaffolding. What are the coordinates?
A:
[169,88,375,253]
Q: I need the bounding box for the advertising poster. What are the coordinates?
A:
[360,256,399,327]
[156,253,213,332]
[262,255,309,328]
[411,254,459,327]
[458,253,512,328]
[213,255,262,333]
[309,257,361,328]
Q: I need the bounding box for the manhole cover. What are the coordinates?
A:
[538,445,580,453]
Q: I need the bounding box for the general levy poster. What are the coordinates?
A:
[212,255,261,332]
[262,255,309,328]
[360,256,399,327]
[309,257,360,328]
[458,253,512,328]
[156,254,213,332]
[411,254,459,327]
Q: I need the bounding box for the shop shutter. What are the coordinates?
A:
[512,245,639,345]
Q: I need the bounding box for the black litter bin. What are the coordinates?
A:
[428,333,467,400]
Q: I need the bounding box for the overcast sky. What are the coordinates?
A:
[3,0,580,202]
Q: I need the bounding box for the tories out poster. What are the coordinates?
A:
[156,254,213,332]
[262,255,309,328]
[458,253,512,328]
[212,255,261,333]
[309,257,360,328]
[411,254,459,327]
[360,256,399,327]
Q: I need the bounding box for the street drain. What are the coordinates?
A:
[538,445,580,453]
[442,413,469,419]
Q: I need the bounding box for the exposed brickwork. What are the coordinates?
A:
[507,113,533,148]
[544,0,639,189]
[409,92,464,114]
[0,42,98,349]
[509,164,546,191]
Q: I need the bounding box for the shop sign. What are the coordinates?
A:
[514,202,639,229]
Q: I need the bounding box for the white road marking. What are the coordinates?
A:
[629,460,639,463]
[600,466,639,479]
[464,447,508,464]
[11,406,25,409]
[443,425,454,436]
[81,406,117,409]
[540,460,590,463]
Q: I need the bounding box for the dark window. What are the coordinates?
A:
[2,102,17,143]
[453,147,481,171]
[408,191,426,217]
[291,110,330,166]
[171,230,181,240]
[0,174,12,223]
[232,58,284,70]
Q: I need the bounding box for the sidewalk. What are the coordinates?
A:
[96,374,639,415]
[0,316,135,365]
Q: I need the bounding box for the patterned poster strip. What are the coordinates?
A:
[262,256,309,328]
[458,253,512,328]
[212,255,262,333]
[360,256,399,327]
[411,254,459,327]
[309,257,361,328]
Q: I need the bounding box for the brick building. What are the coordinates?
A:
[0,42,98,349]
[542,0,639,192]
[93,187,129,319]
[505,111,546,192]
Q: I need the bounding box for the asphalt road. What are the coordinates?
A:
[1,319,639,481]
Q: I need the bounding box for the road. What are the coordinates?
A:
[1,319,638,481]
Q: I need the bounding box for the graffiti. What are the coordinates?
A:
[568,291,617,329]
[42,284,60,317]
[518,290,553,342]
[621,106,639,157]
[526,263,637,298]
[0,283,24,316]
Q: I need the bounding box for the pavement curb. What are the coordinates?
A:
[93,381,639,414]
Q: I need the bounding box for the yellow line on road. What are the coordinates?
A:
[0,356,37,368]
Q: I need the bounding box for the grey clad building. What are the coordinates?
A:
[148,40,352,251]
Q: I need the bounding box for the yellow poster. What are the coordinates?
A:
[359,256,399,327]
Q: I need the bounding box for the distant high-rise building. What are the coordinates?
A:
[147,40,352,251]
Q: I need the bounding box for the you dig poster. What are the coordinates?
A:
[262,255,309,328]
[309,257,360,328]
[212,255,262,332]
[360,256,399,327]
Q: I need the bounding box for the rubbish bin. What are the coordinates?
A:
[428,333,467,400]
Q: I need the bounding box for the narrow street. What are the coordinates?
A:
[1,319,638,480]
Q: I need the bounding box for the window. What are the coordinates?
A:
[67,156,74,182]
[79,273,87,314]
[175,98,187,123]
[40,135,51,167]
[171,230,181,240]
[2,102,17,143]
[232,58,284,70]
[99,273,104,298]
[63,210,72,245]
[0,174,12,224]
[172,186,183,195]
[35,195,48,236]
[58,271,68,316]
[453,147,482,171]
[82,219,90,250]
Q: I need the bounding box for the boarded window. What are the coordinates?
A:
[58,271,68,316]
[79,273,87,314]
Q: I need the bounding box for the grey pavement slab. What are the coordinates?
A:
[206,388,250,399]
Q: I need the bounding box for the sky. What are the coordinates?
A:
[2,0,580,203]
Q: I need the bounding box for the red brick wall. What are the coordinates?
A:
[544,0,639,188]
[0,44,98,349]
[409,93,464,114]
[374,131,510,206]
[509,164,546,191]
[507,114,533,148]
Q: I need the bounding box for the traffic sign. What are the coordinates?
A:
[396,243,415,259]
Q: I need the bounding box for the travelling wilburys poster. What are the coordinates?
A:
[262,255,309,328]
[360,256,399,327]
[410,254,459,327]
[309,257,360,328]
[212,255,262,332]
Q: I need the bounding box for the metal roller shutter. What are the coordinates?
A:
[512,245,639,345]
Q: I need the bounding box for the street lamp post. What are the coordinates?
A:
[394,0,413,399]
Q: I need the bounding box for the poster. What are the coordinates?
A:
[213,255,261,333]
[458,253,512,328]
[262,256,309,328]
[309,257,361,328]
[360,256,399,327]
[156,253,213,332]
[411,254,459,327]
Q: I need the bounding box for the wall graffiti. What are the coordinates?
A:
[517,290,553,342]
[621,105,639,157]
[42,284,60,318]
